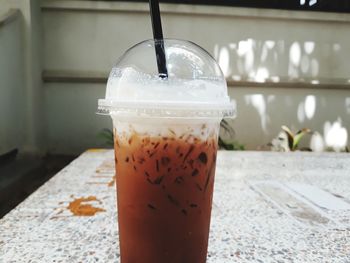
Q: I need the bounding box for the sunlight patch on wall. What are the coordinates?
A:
[290,42,301,67]
[297,101,305,123]
[310,59,319,77]
[304,42,315,54]
[298,95,316,123]
[271,76,280,83]
[345,97,350,114]
[305,95,316,119]
[255,67,269,83]
[236,39,256,77]
[324,118,348,152]
[229,43,237,50]
[232,75,241,81]
[238,39,254,56]
[288,42,301,78]
[246,47,255,74]
[213,39,344,87]
[265,40,275,49]
[218,46,230,77]
[310,132,325,152]
[260,44,268,63]
[301,55,310,73]
[245,94,269,132]
[260,40,275,63]
[213,44,219,59]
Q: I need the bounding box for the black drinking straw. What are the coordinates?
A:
[149,0,168,78]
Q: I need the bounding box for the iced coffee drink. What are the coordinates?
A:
[114,119,218,262]
[98,39,235,263]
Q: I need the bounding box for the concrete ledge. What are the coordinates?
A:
[43,70,108,84]
[226,79,350,90]
[42,70,350,90]
[41,0,350,23]
[0,9,20,29]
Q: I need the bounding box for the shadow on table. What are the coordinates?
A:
[0,153,77,219]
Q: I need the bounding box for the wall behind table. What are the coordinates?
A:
[0,10,25,154]
[42,5,152,154]
[45,83,110,154]
[42,1,350,153]
[1,0,47,155]
[229,87,350,149]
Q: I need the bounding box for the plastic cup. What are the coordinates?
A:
[98,39,235,263]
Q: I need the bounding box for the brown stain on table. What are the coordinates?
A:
[68,196,105,216]
[51,159,114,219]
[96,160,115,172]
[107,175,116,187]
[92,175,112,178]
[86,159,116,187]
[86,175,115,187]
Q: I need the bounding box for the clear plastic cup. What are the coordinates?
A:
[98,39,235,263]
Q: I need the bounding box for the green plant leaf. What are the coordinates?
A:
[219,137,245,151]
[238,144,245,150]
[293,128,311,150]
[97,128,114,147]
[219,119,237,149]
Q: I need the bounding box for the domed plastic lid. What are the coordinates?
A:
[98,39,236,119]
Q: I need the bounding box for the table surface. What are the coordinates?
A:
[1,150,350,262]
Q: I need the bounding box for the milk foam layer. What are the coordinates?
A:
[113,118,220,143]
[105,67,230,104]
[98,39,236,118]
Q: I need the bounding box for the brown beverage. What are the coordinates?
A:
[114,122,218,263]
[98,39,235,263]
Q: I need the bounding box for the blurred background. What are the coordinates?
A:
[0,0,349,215]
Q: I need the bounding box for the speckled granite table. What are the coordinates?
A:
[1,150,350,262]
